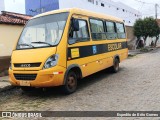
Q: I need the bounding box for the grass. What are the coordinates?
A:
[140,48,149,52]
[128,54,137,59]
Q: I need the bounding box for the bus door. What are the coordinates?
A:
[67,15,96,77]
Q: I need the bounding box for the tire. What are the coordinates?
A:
[62,71,77,94]
[110,58,120,73]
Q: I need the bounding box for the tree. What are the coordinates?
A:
[155,28,160,47]
[154,21,160,47]
[143,17,160,45]
[134,17,160,47]
[133,18,144,41]
[133,19,144,48]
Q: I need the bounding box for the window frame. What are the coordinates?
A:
[105,21,117,33]
[89,18,106,41]
[68,18,90,44]
[115,22,126,39]
[104,20,118,40]
[101,3,105,7]
[96,1,98,5]
[88,0,94,4]
[89,17,126,41]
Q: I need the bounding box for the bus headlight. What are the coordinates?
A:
[43,54,59,69]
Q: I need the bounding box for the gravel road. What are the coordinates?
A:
[1,49,160,119]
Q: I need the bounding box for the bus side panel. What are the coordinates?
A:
[67,13,128,79]
[119,49,128,62]
[67,56,103,77]
[67,41,128,78]
[67,48,129,78]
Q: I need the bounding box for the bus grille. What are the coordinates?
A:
[14,74,37,80]
[14,63,41,68]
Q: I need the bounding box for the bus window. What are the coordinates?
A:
[69,19,90,43]
[90,19,106,40]
[17,13,69,49]
[105,21,117,40]
[116,23,126,39]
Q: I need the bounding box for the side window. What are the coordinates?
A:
[69,19,90,42]
[116,23,126,39]
[106,21,115,33]
[105,21,117,39]
[90,19,106,40]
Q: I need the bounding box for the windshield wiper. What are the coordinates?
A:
[18,43,34,48]
[32,41,52,46]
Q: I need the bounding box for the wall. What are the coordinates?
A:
[125,26,136,50]
[0,56,10,76]
[126,26,135,41]
[146,37,160,46]
[0,24,23,57]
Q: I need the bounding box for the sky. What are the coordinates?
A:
[5,0,25,14]
[3,0,160,18]
[113,0,160,18]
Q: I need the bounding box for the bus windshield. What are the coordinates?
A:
[17,12,69,50]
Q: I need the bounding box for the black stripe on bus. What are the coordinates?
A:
[68,41,127,60]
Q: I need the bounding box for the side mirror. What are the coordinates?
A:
[71,18,79,31]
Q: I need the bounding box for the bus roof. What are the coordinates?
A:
[33,8,123,23]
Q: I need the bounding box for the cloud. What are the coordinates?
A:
[5,0,25,14]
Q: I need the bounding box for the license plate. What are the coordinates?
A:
[20,81,31,86]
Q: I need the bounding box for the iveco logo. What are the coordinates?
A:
[21,64,31,67]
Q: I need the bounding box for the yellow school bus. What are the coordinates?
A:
[9,8,128,94]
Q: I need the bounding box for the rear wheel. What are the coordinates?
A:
[62,71,77,94]
[110,58,119,73]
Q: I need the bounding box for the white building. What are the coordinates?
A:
[1,0,141,26]
[59,0,142,26]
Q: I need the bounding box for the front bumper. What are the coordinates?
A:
[9,66,66,87]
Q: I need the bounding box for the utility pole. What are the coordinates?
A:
[155,3,158,20]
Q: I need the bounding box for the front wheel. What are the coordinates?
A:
[62,71,77,94]
[110,58,120,73]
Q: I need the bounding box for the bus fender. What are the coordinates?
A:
[113,55,120,63]
[63,64,82,85]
